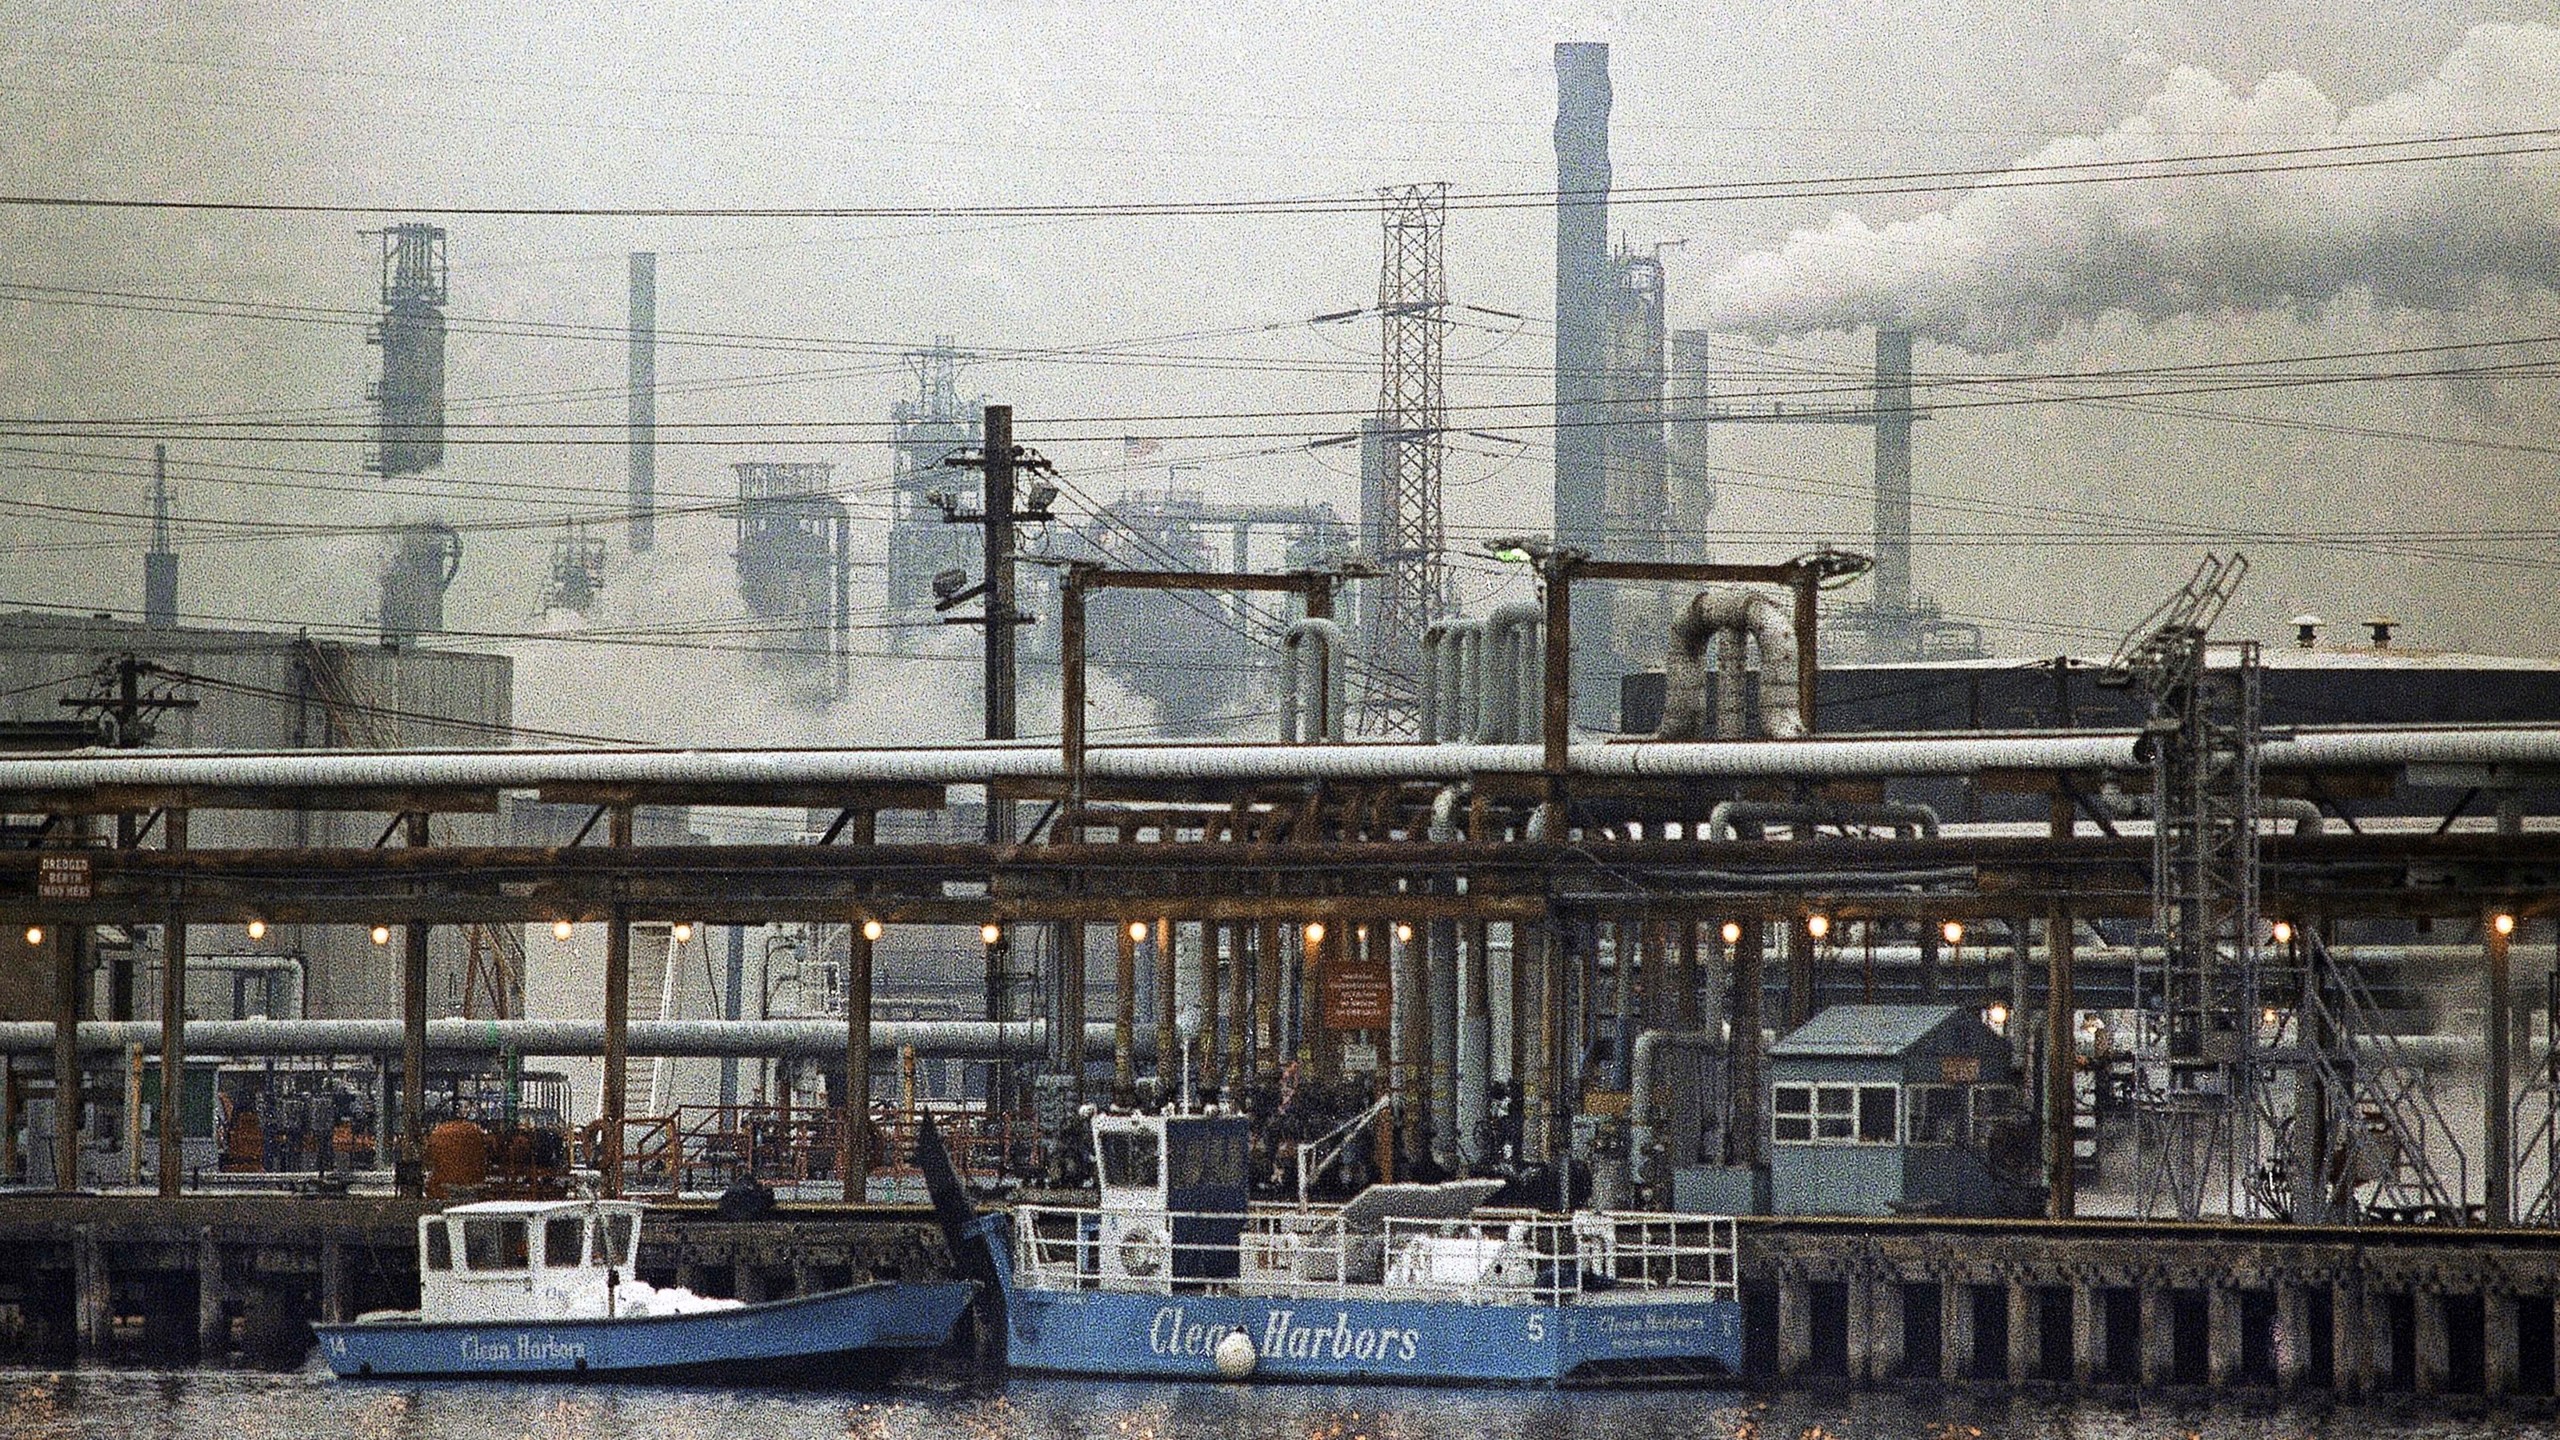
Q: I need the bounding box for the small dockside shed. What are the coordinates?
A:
[1767,1004,2043,1218]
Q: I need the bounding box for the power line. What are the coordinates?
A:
[5,125,2552,219]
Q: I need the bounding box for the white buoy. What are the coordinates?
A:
[1212,1328,1257,1379]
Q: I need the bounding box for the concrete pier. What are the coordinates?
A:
[1748,1215,2560,1403]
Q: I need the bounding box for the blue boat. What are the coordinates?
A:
[316,1198,975,1383]
[965,1109,1742,1386]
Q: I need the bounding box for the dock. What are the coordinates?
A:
[4,1197,2560,1402]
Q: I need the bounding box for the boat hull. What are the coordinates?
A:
[315,1281,976,1383]
[1003,1287,1741,1387]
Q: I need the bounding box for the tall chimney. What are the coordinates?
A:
[1668,329,1716,563]
[1554,41,1612,723]
[629,252,657,553]
[144,443,177,628]
[1873,328,1914,621]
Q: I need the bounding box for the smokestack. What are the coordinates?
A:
[379,522,461,648]
[144,443,177,628]
[1553,41,1611,723]
[629,252,657,553]
[1668,330,1716,563]
[1873,328,1914,620]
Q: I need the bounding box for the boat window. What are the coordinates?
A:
[462,1218,530,1271]
[424,1221,452,1271]
[604,1213,635,1267]
[544,1217,584,1267]
[1100,1130,1160,1189]
[1169,1127,1245,1188]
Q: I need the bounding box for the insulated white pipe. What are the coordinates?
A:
[1705,800,1942,841]
[13,727,2560,794]
[1656,587,1802,740]
[0,733,2155,788]
[1481,602,1543,743]
[0,1018,1149,1060]
[1280,619,1349,742]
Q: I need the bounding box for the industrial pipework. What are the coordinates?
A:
[1654,587,1804,740]
[1280,618,1349,742]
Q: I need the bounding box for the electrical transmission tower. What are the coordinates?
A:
[2102,553,2257,1219]
[1358,182,1451,733]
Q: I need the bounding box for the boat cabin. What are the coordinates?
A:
[418,1199,642,1323]
[1090,1110,1250,1284]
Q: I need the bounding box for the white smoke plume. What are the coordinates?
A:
[1705,22,2560,349]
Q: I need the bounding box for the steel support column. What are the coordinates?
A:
[400,813,429,1196]
[157,808,188,1197]
[600,806,633,1198]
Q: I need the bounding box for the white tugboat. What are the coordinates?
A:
[316,1198,976,1383]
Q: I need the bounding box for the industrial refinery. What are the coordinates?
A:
[3,9,2560,1421]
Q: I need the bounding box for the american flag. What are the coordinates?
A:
[1122,436,1163,461]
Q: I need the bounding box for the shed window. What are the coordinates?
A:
[462,1218,530,1271]
[1774,1083,1901,1145]
[1814,1086,1855,1141]
[1857,1085,1899,1144]
[1773,1086,1813,1143]
[424,1222,452,1271]
[544,1217,583,1267]
[1908,1084,1969,1146]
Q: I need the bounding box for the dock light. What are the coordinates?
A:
[1985,1002,2009,1030]
[246,918,267,941]
[671,922,694,944]
[1304,922,1326,946]
[552,918,575,942]
[1941,920,1965,947]
[1805,914,1830,941]
[2271,920,2294,945]
[24,926,43,947]
[2495,913,2517,937]
[370,925,391,946]
[982,922,1004,946]
[1128,920,1148,943]
[1720,921,1742,945]
[861,918,883,942]
[1394,922,1414,944]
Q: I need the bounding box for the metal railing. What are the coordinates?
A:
[595,1103,1021,1197]
[1011,1202,1736,1304]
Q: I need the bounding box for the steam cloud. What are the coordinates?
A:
[1704,23,2560,350]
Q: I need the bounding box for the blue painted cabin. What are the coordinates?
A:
[1767,1004,2045,1218]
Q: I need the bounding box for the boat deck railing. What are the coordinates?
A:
[1011,1203,1737,1305]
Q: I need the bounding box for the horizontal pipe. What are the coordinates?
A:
[4,724,2560,800]
[0,733,2150,792]
[0,1018,1152,1061]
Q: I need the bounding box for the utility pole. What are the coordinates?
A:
[935,407,1058,1110]
[983,406,1019,749]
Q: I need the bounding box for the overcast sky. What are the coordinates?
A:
[2,2,2554,742]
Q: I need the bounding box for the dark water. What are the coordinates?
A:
[0,1368,2532,1440]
